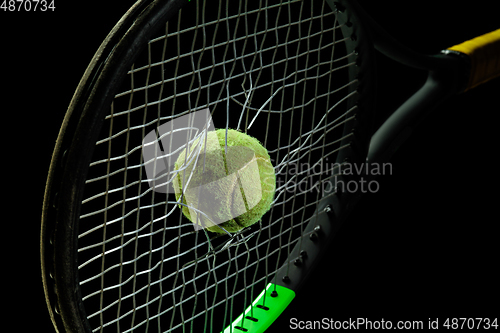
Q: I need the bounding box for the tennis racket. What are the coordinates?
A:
[40,0,500,332]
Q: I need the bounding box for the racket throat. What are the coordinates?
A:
[368,68,461,164]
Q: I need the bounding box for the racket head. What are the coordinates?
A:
[41,0,376,332]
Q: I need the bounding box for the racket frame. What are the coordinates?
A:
[42,0,376,331]
[41,0,476,332]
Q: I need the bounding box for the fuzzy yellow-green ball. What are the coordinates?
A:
[173,129,275,233]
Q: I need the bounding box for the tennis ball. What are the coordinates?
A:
[173,129,275,233]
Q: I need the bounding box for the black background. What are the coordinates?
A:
[2,0,498,332]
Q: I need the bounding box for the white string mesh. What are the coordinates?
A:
[77,1,358,332]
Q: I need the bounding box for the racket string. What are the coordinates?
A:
[77,0,358,332]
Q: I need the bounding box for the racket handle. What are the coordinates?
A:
[447,29,500,91]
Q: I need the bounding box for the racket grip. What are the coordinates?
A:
[447,29,500,91]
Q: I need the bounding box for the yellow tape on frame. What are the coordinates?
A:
[448,29,500,91]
